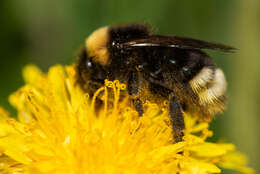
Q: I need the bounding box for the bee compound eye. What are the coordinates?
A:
[86,60,92,68]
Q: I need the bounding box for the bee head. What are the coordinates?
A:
[77,47,106,89]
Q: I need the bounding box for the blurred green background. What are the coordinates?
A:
[0,0,259,173]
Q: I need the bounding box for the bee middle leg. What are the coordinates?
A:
[128,71,144,116]
[169,94,185,143]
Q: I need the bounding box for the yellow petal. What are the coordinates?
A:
[187,143,235,157]
[219,152,255,174]
[22,64,43,85]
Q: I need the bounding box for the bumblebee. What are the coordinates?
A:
[76,23,234,142]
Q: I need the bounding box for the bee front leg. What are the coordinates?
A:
[169,94,185,143]
[128,72,144,116]
[132,98,144,116]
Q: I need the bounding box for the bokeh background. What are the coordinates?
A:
[0,0,259,173]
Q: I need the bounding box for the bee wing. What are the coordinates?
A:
[122,35,235,52]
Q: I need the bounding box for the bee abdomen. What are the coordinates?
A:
[189,68,227,118]
[198,69,227,105]
[189,67,215,93]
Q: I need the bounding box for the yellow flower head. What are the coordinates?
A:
[0,65,254,174]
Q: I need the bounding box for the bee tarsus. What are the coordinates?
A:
[169,94,185,143]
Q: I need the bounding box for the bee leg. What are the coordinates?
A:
[169,94,185,142]
[128,72,144,116]
[132,98,144,116]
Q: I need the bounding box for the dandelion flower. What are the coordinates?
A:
[0,64,254,174]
